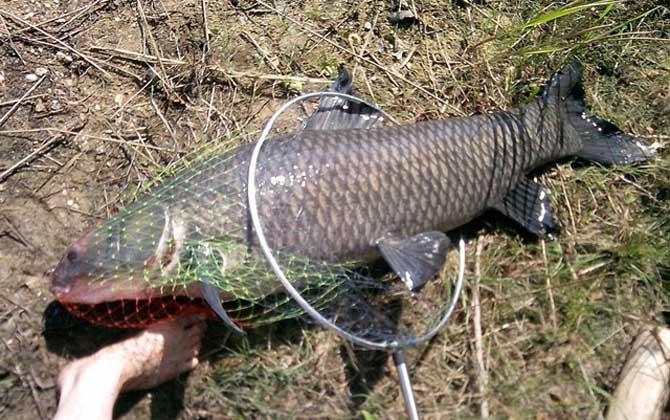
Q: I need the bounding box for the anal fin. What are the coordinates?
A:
[493,178,554,238]
[377,231,451,294]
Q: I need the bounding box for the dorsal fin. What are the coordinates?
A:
[304,66,385,131]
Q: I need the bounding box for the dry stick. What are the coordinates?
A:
[210,67,334,85]
[33,150,84,195]
[200,0,210,60]
[0,128,173,151]
[0,289,35,314]
[254,0,465,116]
[0,9,110,79]
[55,0,107,33]
[241,30,281,73]
[557,169,578,238]
[540,239,558,331]
[111,78,153,119]
[89,46,332,84]
[13,33,140,81]
[0,75,47,128]
[14,364,46,420]
[0,14,24,63]
[473,239,490,419]
[149,87,177,143]
[136,0,174,93]
[352,10,378,78]
[0,117,86,182]
[90,46,185,64]
[0,214,33,249]
[204,84,216,133]
[1,1,102,37]
[0,94,47,108]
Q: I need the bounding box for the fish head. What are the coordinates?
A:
[51,207,194,307]
[51,230,99,301]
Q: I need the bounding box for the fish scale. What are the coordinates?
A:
[254,107,568,262]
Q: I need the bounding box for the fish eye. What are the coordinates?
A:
[67,250,77,262]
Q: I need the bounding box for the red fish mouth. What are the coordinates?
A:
[54,275,163,304]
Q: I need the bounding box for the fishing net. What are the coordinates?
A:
[247,89,465,350]
[55,71,464,345]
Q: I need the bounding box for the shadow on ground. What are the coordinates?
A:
[42,300,398,419]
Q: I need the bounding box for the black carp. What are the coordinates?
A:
[50,61,654,330]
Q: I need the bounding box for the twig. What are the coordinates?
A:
[0,289,34,314]
[0,128,174,151]
[204,84,216,133]
[55,0,108,33]
[88,46,332,84]
[540,239,558,331]
[0,1,104,37]
[0,117,86,182]
[200,0,210,58]
[241,30,280,72]
[473,239,490,419]
[110,78,153,119]
[136,0,174,94]
[0,75,47,128]
[352,9,379,78]
[149,87,177,143]
[89,46,185,64]
[14,364,46,420]
[0,94,47,107]
[557,168,578,238]
[0,14,24,64]
[210,67,331,85]
[0,9,110,78]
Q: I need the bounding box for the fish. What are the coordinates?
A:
[50,60,654,331]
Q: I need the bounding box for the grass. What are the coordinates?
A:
[1,0,669,418]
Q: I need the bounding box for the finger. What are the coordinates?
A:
[185,330,205,349]
[182,357,199,371]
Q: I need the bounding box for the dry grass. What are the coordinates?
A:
[0,0,669,418]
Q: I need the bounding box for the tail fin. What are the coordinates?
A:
[548,60,656,164]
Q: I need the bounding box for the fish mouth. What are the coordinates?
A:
[51,273,203,304]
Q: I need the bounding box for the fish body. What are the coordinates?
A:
[50,61,654,328]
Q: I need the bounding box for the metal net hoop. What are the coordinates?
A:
[247,91,466,351]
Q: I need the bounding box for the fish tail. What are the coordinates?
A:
[550,59,656,164]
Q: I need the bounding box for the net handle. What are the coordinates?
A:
[247,91,466,350]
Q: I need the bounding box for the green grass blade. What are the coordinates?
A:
[523,1,623,29]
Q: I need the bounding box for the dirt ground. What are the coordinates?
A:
[1,1,669,419]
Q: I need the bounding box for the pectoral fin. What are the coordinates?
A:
[377,231,451,293]
[493,178,555,238]
[200,281,245,334]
